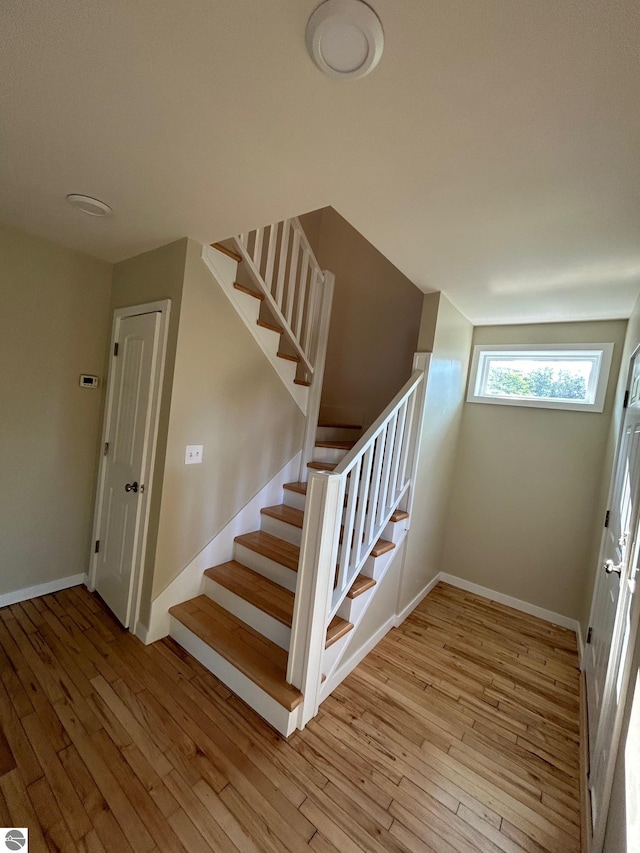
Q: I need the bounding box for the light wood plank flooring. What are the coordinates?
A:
[0,581,581,852]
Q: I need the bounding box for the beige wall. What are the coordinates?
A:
[111,238,188,618]
[301,207,423,428]
[398,294,474,610]
[0,223,112,594]
[147,239,304,611]
[442,319,627,622]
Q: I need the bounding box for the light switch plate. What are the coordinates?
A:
[185,445,203,465]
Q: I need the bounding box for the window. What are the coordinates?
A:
[467,343,614,412]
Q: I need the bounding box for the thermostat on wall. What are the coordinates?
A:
[80,374,99,388]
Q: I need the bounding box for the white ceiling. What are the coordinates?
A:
[1,0,639,325]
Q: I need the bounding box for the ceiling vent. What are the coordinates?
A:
[306,0,384,80]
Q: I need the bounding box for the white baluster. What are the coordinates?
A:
[275,220,291,311]
[294,250,310,342]
[378,413,399,525]
[264,223,278,294]
[353,445,373,566]
[285,230,300,327]
[253,227,264,272]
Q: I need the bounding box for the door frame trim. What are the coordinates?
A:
[587,341,640,851]
[88,300,171,631]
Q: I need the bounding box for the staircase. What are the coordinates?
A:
[167,220,431,736]
[169,422,407,736]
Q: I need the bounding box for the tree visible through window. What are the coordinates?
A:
[486,365,587,401]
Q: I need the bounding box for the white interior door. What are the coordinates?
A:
[586,349,640,834]
[94,310,161,627]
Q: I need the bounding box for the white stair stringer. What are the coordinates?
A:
[201,244,308,414]
[169,616,300,736]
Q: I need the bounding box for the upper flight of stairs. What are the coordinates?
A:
[202,241,313,413]
[169,421,408,736]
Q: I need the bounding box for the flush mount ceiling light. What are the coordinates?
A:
[66,194,112,216]
[306,0,384,80]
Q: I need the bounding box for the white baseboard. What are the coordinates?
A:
[394,573,441,627]
[438,572,580,635]
[141,451,302,644]
[0,573,86,609]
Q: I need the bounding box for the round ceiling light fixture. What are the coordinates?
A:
[66,194,113,217]
[306,0,384,80]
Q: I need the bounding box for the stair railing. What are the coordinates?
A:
[234,218,329,376]
[287,352,431,726]
[233,218,334,479]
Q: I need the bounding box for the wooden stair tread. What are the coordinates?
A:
[371,538,395,557]
[317,421,362,430]
[233,281,264,300]
[283,481,307,496]
[315,440,357,450]
[204,561,294,626]
[294,378,311,387]
[347,574,377,599]
[277,351,301,363]
[261,504,304,529]
[257,318,283,334]
[211,242,242,263]
[390,509,409,522]
[307,460,338,471]
[234,531,299,572]
[326,615,353,648]
[169,596,302,711]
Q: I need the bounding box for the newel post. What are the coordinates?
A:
[287,470,344,727]
[404,352,431,524]
[299,271,335,482]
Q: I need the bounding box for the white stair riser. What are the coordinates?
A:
[232,290,262,323]
[313,446,350,465]
[337,590,372,623]
[260,514,302,546]
[360,552,388,581]
[232,542,298,591]
[170,618,298,737]
[316,426,362,442]
[203,577,291,651]
[282,489,307,512]
[384,517,408,545]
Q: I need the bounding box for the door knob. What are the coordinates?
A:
[124,481,139,493]
[604,559,622,577]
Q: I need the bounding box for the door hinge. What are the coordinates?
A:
[114,342,119,357]
[104,442,109,456]
[604,510,610,528]
[94,540,100,554]
[587,626,593,644]
[624,389,629,408]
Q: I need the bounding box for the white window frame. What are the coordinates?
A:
[467,342,614,412]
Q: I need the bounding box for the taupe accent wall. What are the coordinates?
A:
[0,223,112,594]
[299,207,424,428]
[442,319,627,622]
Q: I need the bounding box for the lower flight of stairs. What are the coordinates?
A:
[168,421,408,736]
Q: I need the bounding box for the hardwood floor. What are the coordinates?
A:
[0,581,581,852]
